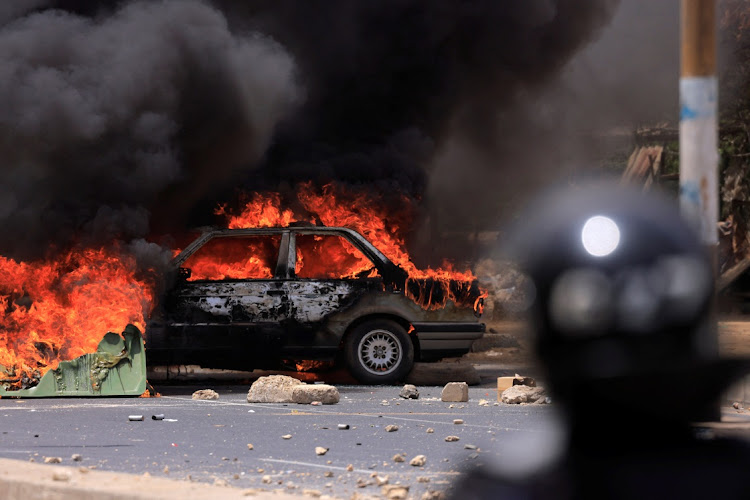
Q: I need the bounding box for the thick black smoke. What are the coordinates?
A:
[0,0,299,259]
[0,0,621,260]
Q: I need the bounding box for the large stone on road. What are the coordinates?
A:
[247,375,303,403]
[441,382,469,402]
[291,384,340,404]
[501,385,546,404]
[406,362,480,386]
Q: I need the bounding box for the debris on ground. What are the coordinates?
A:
[478,399,489,406]
[338,424,350,430]
[128,415,144,421]
[247,375,303,403]
[496,375,536,396]
[421,491,446,500]
[303,489,322,497]
[43,457,62,464]
[346,464,354,471]
[315,447,329,456]
[453,419,464,425]
[444,436,460,442]
[375,475,389,486]
[399,384,419,399]
[441,382,469,402]
[501,385,546,404]
[382,484,410,500]
[246,444,254,450]
[71,454,82,462]
[417,477,430,483]
[282,434,292,440]
[733,402,742,409]
[426,428,434,433]
[409,455,427,467]
[192,389,219,400]
[291,384,340,404]
[393,454,405,463]
[385,425,399,432]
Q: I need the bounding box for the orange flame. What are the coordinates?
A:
[0,247,154,389]
[216,182,483,310]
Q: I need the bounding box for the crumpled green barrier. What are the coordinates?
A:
[0,324,146,397]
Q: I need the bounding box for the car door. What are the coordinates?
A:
[160,231,291,369]
[281,231,383,354]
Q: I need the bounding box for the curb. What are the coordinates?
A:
[0,458,307,500]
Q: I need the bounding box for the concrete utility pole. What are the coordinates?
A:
[680,0,718,252]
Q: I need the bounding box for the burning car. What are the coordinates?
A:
[146,225,485,384]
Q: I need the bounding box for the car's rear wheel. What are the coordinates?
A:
[344,319,414,384]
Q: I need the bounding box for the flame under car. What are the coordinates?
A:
[146,226,485,384]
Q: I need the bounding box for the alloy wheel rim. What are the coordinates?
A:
[357,329,402,376]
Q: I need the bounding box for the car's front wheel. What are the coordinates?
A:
[344,319,414,384]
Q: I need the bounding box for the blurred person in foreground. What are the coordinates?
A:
[456,184,750,499]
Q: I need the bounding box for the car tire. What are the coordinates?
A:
[344,319,414,384]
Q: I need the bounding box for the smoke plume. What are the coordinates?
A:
[0,0,299,258]
[1,0,627,260]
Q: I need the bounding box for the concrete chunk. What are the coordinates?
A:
[291,384,340,405]
[441,382,469,402]
[247,375,303,403]
[501,385,546,404]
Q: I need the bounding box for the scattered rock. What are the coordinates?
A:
[44,457,62,464]
[346,464,354,472]
[441,382,469,402]
[399,384,420,399]
[282,434,293,440]
[247,444,254,450]
[214,478,229,487]
[356,478,370,488]
[291,384,340,405]
[315,447,329,456]
[421,491,446,500]
[385,425,399,432]
[464,444,477,450]
[262,475,272,484]
[247,375,303,403]
[375,475,389,486]
[71,454,82,462]
[303,489,322,498]
[733,402,742,410]
[478,399,489,406]
[444,436,460,442]
[310,401,322,406]
[410,455,427,467]
[392,454,405,463]
[501,385,546,404]
[513,374,537,387]
[417,476,430,483]
[382,485,410,500]
[426,428,434,433]
[192,389,219,400]
[324,471,334,477]
[163,465,169,474]
[52,471,71,482]
[453,419,464,425]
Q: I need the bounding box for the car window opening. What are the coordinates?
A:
[183,235,282,281]
[295,234,380,279]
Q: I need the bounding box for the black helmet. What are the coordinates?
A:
[507,183,746,418]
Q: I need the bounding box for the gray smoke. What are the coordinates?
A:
[0,0,299,259]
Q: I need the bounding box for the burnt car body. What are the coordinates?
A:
[146,226,484,384]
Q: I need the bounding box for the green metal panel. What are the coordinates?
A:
[0,325,147,397]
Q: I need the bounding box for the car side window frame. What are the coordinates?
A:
[289,230,384,280]
[172,230,287,281]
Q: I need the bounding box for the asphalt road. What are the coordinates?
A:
[0,384,555,498]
